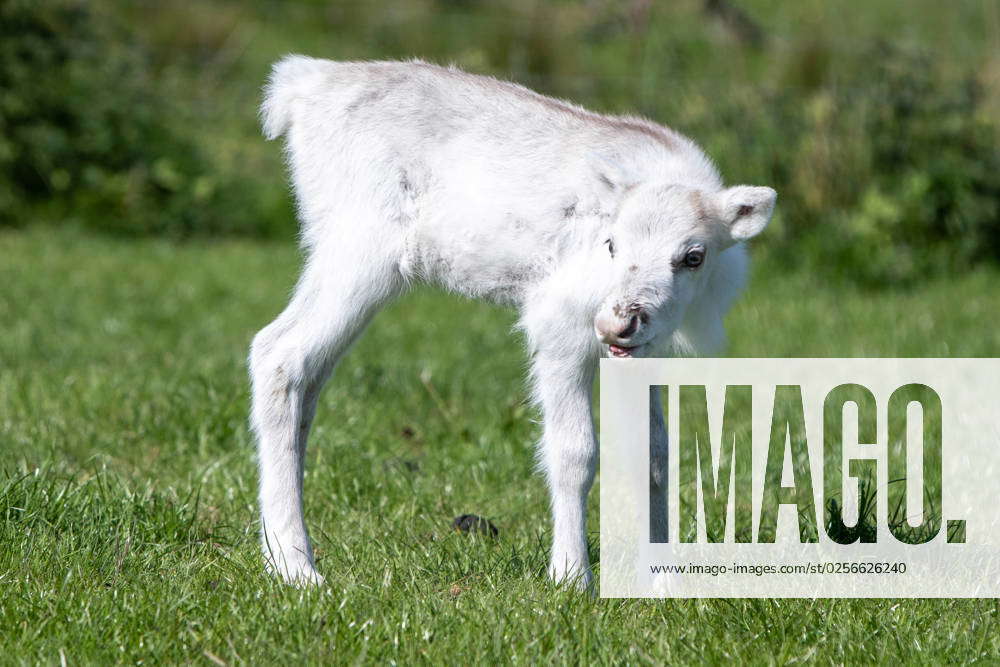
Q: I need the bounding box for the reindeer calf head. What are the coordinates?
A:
[594,183,775,357]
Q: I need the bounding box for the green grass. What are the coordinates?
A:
[2,227,999,664]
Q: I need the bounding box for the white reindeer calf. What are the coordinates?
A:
[250,57,775,588]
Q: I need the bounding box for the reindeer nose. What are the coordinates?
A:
[595,308,644,344]
[617,314,640,339]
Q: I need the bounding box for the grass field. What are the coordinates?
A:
[2,227,999,664]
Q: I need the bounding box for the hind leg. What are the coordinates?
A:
[249,237,402,584]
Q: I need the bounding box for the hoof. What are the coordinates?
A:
[548,562,593,592]
[265,554,324,587]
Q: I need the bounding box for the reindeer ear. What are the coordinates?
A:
[713,185,776,241]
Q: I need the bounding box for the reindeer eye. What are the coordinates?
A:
[605,238,615,258]
[683,248,705,268]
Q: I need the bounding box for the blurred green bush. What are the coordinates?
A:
[0,0,280,237]
[762,44,1000,284]
[1,0,997,284]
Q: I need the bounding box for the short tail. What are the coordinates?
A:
[260,55,329,140]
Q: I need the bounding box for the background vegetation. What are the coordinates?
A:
[2,0,999,663]
[2,0,998,282]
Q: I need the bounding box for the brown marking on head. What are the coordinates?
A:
[687,189,710,225]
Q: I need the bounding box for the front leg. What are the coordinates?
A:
[530,350,598,589]
[649,386,669,542]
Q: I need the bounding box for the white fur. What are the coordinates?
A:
[250,57,775,588]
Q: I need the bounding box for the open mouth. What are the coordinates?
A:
[608,344,639,358]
